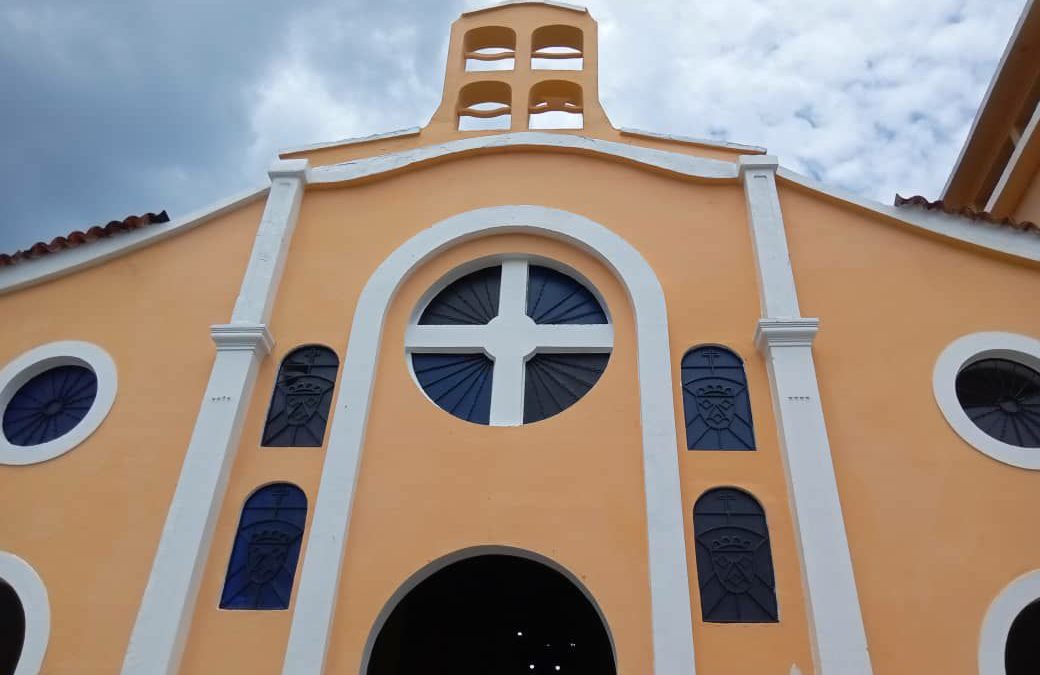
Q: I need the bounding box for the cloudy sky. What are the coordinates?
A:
[0,0,1026,250]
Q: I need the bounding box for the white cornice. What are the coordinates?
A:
[308,131,741,184]
[278,127,422,156]
[777,167,1040,262]
[754,318,820,351]
[209,323,274,355]
[461,0,588,17]
[0,186,268,296]
[621,127,767,154]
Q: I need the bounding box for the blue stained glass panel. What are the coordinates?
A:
[219,483,307,610]
[2,365,97,447]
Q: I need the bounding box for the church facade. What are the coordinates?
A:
[0,2,1039,674]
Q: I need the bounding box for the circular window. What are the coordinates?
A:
[0,341,117,465]
[407,258,612,426]
[2,365,98,447]
[955,359,1040,448]
[934,332,1040,469]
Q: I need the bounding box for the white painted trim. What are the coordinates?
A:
[777,167,1040,263]
[942,0,1037,199]
[741,156,801,318]
[283,205,696,675]
[933,331,1040,469]
[358,545,618,673]
[755,321,873,675]
[308,131,740,185]
[278,127,421,156]
[979,568,1040,675]
[0,551,50,675]
[620,127,767,154]
[0,186,268,296]
[985,99,1040,215]
[0,341,117,466]
[122,160,307,675]
[744,155,872,675]
[462,0,588,17]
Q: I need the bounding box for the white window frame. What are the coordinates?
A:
[933,331,1040,470]
[979,569,1040,675]
[0,551,50,674]
[0,341,117,465]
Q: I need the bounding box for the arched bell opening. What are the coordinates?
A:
[365,550,616,675]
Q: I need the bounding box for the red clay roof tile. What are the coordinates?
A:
[0,211,169,267]
[894,195,1039,235]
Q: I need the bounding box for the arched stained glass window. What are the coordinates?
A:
[693,488,778,623]
[262,346,339,447]
[681,346,755,451]
[220,483,307,610]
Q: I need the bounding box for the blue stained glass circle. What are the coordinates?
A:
[2,365,98,447]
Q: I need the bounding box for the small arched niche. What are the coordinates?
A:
[457,81,512,131]
[528,80,583,129]
[464,25,516,72]
[532,24,583,70]
[365,551,617,675]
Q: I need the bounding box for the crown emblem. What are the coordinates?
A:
[251,529,292,546]
[696,384,733,397]
[710,535,753,552]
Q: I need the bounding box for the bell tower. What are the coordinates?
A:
[426,1,611,135]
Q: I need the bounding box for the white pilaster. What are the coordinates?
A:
[122,159,307,675]
[741,156,873,675]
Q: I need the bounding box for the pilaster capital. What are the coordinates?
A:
[754,317,819,352]
[210,322,274,356]
[268,158,309,183]
[739,154,779,177]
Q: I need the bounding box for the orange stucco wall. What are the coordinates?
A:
[780,182,1040,674]
[0,200,262,673]
[179,152,813,674]
[1014,164,1040,224]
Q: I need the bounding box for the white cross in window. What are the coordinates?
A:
[406,259,614,426]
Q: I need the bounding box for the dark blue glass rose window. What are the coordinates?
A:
[409,261,611,425]
[693,488,778,623]
[956,358,1040,448]
[2,365,98,446]
[220,483,307,610]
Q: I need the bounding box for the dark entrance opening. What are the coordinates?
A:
[367,554,616,675]
[0,579,25,674]
[1006,599,1040,675]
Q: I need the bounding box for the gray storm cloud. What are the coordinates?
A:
[0,0,1025,249]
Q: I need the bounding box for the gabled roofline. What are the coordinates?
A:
[461,0,588,17]
[3,133,1036,296]
[279,127,421,156]
[780,168,1040,262]
[0,186,267,295]
[619,127,767,154]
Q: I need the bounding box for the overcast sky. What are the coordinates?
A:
[0,0,1026,251]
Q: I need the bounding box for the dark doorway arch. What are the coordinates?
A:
[1006,598,1040,674]
[366,552,616,675]
[0,579,25,674]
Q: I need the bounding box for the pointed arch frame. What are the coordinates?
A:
[281,205,696,675]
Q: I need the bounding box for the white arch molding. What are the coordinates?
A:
[282,205,697,675]
[980,569,1040,675]
[0,551,50,675]
[359,545,619,673]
